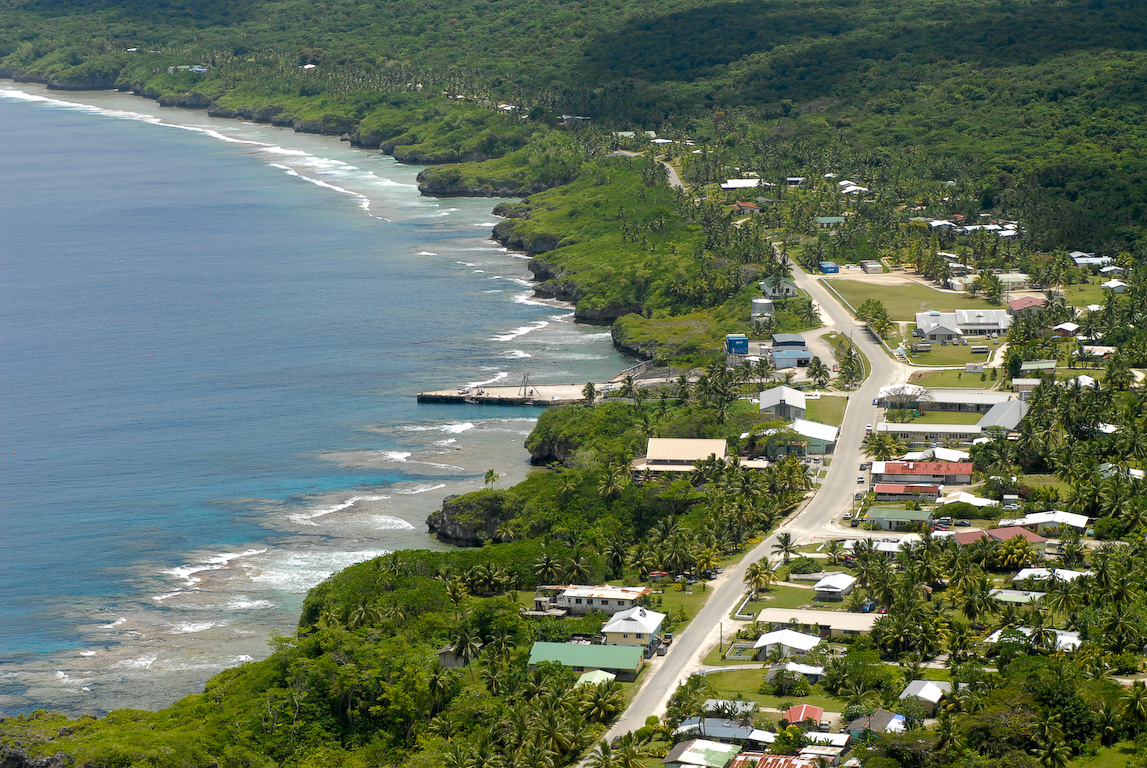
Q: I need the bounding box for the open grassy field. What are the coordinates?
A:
[1068,743,1144,768]
[746,584,822,611]
[702,670,846,712]
[1023,474,1072,498]
[824,279,999,320]
[1063,280,1110,308]
[908,343,998,366]
[910,369,1003,388]
[806,395,847,426]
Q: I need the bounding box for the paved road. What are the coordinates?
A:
[598,265,905,742]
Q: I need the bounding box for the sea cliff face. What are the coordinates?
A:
[425,491,515,546]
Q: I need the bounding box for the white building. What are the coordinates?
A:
[754,629,822,657]
[813,573,857,602]
[758,386,807,420]
[602,606,665,651]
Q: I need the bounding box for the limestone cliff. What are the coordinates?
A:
[426,491,514,547]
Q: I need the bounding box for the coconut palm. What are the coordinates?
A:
[807,356,831,388]
[772,532,798,564]
[744,559,778,597]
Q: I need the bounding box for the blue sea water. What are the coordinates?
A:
[0,86,627,714]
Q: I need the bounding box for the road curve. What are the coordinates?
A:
[598,265,902,741]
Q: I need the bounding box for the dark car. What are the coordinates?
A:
[859,601,877,613]
[955,520,972,527]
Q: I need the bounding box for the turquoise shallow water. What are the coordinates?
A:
[0,85,627,714]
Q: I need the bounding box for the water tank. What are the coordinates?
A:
[752,298,775,316]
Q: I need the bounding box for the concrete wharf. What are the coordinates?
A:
[416,382,599,406]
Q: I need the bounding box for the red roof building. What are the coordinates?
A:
[987,527,1048,545]
[873,461,974,484]
[784,704,824,725]
[953,530,990,546]
[874,482,941,499]
[729,755,816,768]
[1008,296,1046,314]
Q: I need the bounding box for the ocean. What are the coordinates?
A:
[0,84,627,715]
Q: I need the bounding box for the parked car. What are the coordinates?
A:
[859,601,877,613]
[857,475,865,484]
[877,606,889,614]
[656,645,668,656]
[865,424,873,433]
[859,462,867,471]
[844,512,853,520]
[1002,503,1021,511]
[955,520,972,527]
[662,633,673,646]
[853,492,862,500]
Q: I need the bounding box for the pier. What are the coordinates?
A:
[416,382,598,406]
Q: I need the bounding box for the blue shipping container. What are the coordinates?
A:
[725,334,749,354]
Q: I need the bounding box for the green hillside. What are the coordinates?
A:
[1,0,1146,249]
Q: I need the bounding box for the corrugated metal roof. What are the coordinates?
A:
[528,642,643,669]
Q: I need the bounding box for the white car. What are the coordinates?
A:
[843,512,853,520]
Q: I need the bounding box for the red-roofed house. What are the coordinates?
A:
[953,527,1047,554]
[784,704,824,727]
[729,756,816,768]
[952,530,990,546]
[1008,296,1046,315]
[874,482,941,501]
[987,527,1048,553]
[872,461,974,484]
[735,201,762,215]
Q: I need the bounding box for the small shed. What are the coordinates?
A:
[818,261,840,274]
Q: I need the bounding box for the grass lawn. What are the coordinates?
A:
[823,279,1000,320]
[1064,280,1109,308]
[806,395,847,426]
[909,369,1003,388]
[1068,743,1143,768]
[919,667,951,682]
[702,671,846,712]
[659,584,713,629]
[907,410,986,425]
[907,343,997,366]
[1023,474,1072,498]
[746,584,822,611]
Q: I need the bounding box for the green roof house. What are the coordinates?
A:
[865,507,934,531]
[528,641,645,681]
[661,739,741,768]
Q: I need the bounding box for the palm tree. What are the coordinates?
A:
[484,469,500,489]
[452,625,482,676]
[1123,680,1147,735]
[824,539,844,565]
[744,559,777,597]
[582,381,598,405]
[586,740,614,768]
[807,356,831,388]
[772,532,798,564]
[695,548,720,577]
[565,552,593,583]
[534,552,560,582]
[862,432,905,461]
[581,681,624,723]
